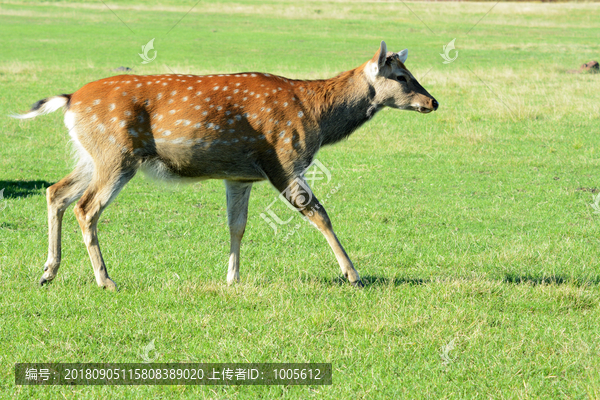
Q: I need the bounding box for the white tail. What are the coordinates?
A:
[14,41,437,290]
[11,95,70,120]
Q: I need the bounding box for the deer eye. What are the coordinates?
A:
[396,75,407,83]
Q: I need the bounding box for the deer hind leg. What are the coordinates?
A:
[273,176,363,287]
[73,165,137,290]
[41,161,94,286]
[225,180,253,285]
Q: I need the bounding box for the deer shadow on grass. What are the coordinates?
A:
[319,274,600,288]
[503,273,600,287]
[321,275,429,287]
[0,180,53,199]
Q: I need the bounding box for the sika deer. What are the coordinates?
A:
[13,41,438,290]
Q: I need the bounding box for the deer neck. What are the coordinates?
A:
[299,64,381,146]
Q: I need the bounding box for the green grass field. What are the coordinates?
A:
[1,1,600,398]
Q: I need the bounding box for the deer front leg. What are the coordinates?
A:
[275,177,363,287]
[225,180,253,285]
[303,198,363,287]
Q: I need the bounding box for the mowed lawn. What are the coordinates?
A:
[1,1,600,398]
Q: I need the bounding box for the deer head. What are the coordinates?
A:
[367,41,438,114]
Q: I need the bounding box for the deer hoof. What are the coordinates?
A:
[101,278,118,291]
[351,280,364,288]
[39,271,56,286]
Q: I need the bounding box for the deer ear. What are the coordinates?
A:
[370,41,388,77]
[397,49,408,64]
[376,41,387,68]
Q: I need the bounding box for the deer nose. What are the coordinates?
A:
[432,99,439,111]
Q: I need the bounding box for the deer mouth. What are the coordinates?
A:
[405,104,434,113]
